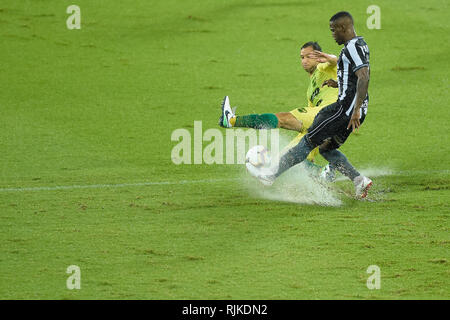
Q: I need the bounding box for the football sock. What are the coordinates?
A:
[319,149,360,181]
[303,159,322,174]
[274,137,314,177]
[234,113,278,129]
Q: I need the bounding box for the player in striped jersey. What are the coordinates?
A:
[247,11,373,198]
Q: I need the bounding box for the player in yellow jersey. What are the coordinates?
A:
[219,41,338,174]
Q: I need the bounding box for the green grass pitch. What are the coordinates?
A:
[0,0,449,299]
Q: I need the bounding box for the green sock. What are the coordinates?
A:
[234,113,278,129]
[303,159,323,174]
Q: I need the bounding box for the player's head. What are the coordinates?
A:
[329,11,355,45]
[300,41,322,74]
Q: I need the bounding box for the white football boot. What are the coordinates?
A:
[246,163,276,186]
[219,96,236,128]
[354,175,373,199]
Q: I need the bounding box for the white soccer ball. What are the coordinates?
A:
[245,145,271,168]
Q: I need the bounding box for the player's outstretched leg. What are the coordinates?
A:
[318,148,372,198]
[247,136,314,185]
[275,112,302,131]
[234,112,302,131]
[282,131,322,176]
[218,96,281,130]
[233,113,279,129]
[274,136,315,178]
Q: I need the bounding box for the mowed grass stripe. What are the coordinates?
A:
[0,169,448,193]
[0,178,239,192]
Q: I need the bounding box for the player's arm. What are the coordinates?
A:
[322,79,338,88]
[309,50,337,66]
[347,67,369,132]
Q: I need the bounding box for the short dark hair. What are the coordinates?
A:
[330,11,353,23]
[301,41,322,52]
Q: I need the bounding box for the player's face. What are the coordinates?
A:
[300,46,318,74]
[330,21,344,45]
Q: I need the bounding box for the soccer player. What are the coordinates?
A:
[245,11,373,198]
[219,41,339,175]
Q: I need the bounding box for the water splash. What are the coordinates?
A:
[242,132,394,206]
[243,163,342,206]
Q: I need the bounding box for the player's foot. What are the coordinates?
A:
[354,175,373,199]
[246,163,276,186]
[320,164,336,182]
[219,96,235,128]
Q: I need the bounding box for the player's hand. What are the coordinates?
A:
[322,79,338,88]
[308,50,328,63]
[309,50,338,66]
[347,109,361,132]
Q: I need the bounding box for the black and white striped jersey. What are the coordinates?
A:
[337,36,370,116]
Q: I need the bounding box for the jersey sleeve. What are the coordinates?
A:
[317,62,333,72]
[347,41,369,73]
[317,62,338,79]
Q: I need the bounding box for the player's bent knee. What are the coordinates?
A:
[319,139,334,154]
[319,137,341,154]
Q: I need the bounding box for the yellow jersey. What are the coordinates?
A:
[306,62,338,107]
